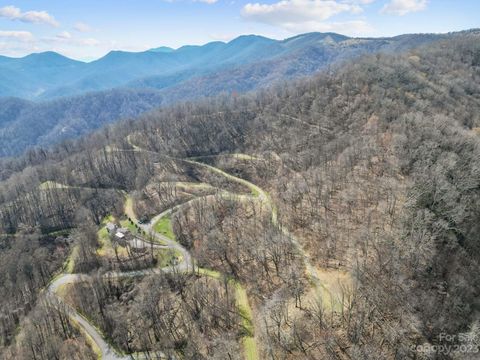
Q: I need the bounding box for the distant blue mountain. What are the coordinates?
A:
[0,32,363,100]
[148,46,175,53]
[0,29,473,157]
[0,31,455,100]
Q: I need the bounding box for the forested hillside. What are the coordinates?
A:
[0,31,479,359]
[0,31,464,158]
[0,89,164,157]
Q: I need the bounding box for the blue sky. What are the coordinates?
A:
[0,0,478,60]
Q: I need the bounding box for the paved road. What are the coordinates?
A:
[47,206,190,360]
[48,274,130,360]
[125,204,193,272]
[48,264,181,359]
[47,153,287,360]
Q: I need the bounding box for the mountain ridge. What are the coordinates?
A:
[1,30,469,100]
[0,29,478,158]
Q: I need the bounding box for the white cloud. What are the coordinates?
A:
[381,0,428,16]
[282,19,373,34]
[42,34,101,47]
[74,22,92,33]
[0,30,34,42]
[56,31,72,40]
[243,0,362,23]
[0,33,105,59]
[79,38,101,46]
[340,0,376,4]
[0,5,59,27]
[0,41,39,56]
[350,0,376,3]
[241,0,373,35]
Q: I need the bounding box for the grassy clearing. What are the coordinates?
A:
[242,336,258,360]
[153,214,175,240]
[234,282,257,360]
[196,268,258,360]
[197,267,222,279]
[101,215,115,225]
[96,226,111,257]
[96,218,129,258]
[155,248,182,268]
[235,283,254,334]
[120,218,140,234]
[65,244,78,273]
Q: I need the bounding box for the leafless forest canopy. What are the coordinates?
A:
[1,32,480,359]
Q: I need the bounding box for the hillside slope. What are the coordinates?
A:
[0,89,164,157]
[1,30,479,359]
[1,30,474,158]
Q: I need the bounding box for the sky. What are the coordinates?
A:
[0,0,478,61]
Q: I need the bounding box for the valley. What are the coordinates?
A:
[0,31,469,158]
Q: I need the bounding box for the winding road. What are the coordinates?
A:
[48,274,127,360]
[183,158,322,289]
[47,158,262,360]
[47,137,327,360]
[47,204,192,360]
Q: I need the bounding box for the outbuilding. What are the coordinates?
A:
[106,222,116,233]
